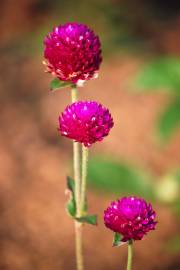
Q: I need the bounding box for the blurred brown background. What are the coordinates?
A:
[0,0,180,269]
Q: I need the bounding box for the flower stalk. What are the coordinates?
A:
[127,239,133,270]
[71,86,81,217]
[71,86,84,270]
[71,86,78,103]
[80,145,89,215]
[75,222,84,270]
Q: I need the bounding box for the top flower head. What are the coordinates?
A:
[43,22,102,85]
[104,196,157,242]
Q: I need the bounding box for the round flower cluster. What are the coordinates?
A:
[59,101,114,147]
[44,22,102,85]
[104,196,157,242]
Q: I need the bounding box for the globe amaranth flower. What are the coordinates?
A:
[59,101,114,147]
[104,196,157,242]
[43,22,102,85]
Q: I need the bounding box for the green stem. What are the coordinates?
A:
[75,221,84,270]
[127,239,133,270]
[73,139,81,217]
[80,145,89,215]
[71,87,84,270]
[71,87,78,103]
[71,87,81,217]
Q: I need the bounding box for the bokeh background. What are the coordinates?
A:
[1,0,180,269]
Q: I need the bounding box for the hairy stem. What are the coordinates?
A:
[71,87,78,103]
[75,221,84,270]
[71,86,84,270]
[71,86,81,217]
[73,138,81,217]
[80,145,89,215]
[127,239,133,270]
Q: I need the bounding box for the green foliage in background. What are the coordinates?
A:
[88,157,180,208]
[88,157,154,199]
[134,57,180,143]
[167,236,180,253]
[134,57,180,93]
[158,98,180,141]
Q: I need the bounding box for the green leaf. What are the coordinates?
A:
[67,176,75,193]
[134,57,180,94]
[157,98,180,142]
[66,176,76,217]
[88,157,154,199]
[67,198,76,217]
[50,78,73,91]
[76,215,97,225]
[113,232,123,247]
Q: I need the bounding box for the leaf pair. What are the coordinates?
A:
[66,176,97,225]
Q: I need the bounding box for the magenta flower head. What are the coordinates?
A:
[59,101,114,147]
[43,22,102,85]
[104,196,157,242]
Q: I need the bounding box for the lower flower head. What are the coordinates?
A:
[104,196,157,242]
[59,101,114,147]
